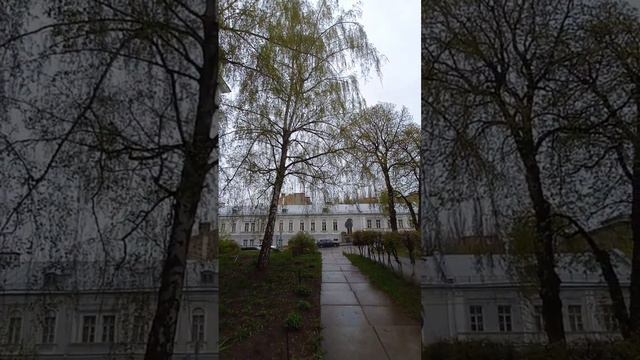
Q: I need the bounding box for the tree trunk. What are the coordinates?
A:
[399,192,419,231]
[383,167,398,231]
[629,93,640,334]
[257,136,290,270]
[559,214,631,338]
[516,138,566,344]
[590,243,631,338]
[144,1,219,358]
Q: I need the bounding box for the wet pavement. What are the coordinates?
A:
[320,247,421,360]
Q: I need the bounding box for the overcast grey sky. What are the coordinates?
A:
[340,0,421,124]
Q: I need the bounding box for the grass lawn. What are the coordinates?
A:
[344,253,421,321]
[219,250,322,360]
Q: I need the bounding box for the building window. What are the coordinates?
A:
[279,221,283,232]
[599,304,617,332]
[498,305,512,332]
[469,305,483,332]
[191,309,205,343]
[333,220,338,231]
[311,222,316,232]
[8,316,22,344]
[376,219,381,228]
[289,221,293,232]
[366,219,372,229]
[250,239,254,246]
[82,315,96,343]
[300,222,305,231]
[322,221,327,232]
[251,222,255,232]
[244,222,249,232]
[132,316,146,344]
[398,219,404,229]
[201,271,215,284]
[231,222,236,233]
[42,313,56,344]
[221,223,225,232]
[568,305,584,332]
[102,315,115,343]
[243,239,248,247]
[282,208,288,214]
[534,305,544,332]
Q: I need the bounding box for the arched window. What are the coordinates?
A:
[191,308,205,343]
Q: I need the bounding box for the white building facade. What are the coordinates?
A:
[421,253,629,345]
[219,203,415,247]
[0,254,219,360]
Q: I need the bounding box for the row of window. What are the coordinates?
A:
[2,309,207,345]
[467,304,617,333]
[221,218,410,233]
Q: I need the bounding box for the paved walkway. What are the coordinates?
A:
[320,247,421,360]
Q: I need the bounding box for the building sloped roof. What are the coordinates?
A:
[422,251,631,286]
[219,203,412,216]
[0,258,217,292]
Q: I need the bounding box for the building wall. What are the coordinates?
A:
[0,289,218,359]
[220,209,415,247]
[422,285,626,345]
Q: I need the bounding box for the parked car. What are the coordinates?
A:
[317,239,339,248]
[240,245,281,252]
[331,239,341,246]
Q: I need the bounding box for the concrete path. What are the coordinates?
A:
[320,247,421,360]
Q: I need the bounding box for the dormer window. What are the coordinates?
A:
[282,208,288,214]
[322,207,329,213]
[0,251,20,268]
[43,272,61,290]
[200,271,215,285]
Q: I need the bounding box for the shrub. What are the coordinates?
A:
[285,312,303,331]
[219,238,240,255]
[297,300,312,311]
[383,231,402,263]
[295,285,312,297]
[288,232,318,256]
[401,231,420,263]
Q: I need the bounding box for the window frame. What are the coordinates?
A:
[7,315,22,344]
[191,308,205,343]
[101,314,116,343]
[568,305,584,332]
[131,315,147,344]
[468,305,484,332]
[81,315,97,343]
[498,305,512,332]
[41,311,56,344]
